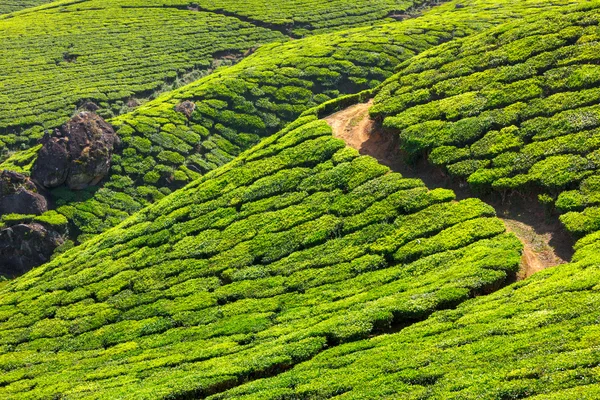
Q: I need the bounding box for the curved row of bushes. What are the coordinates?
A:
[372,1,600,244]
[0,116,522,399]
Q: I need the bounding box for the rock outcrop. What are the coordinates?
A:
[32,112,120,190]
[0,170,48,215]
[0,223,64,278]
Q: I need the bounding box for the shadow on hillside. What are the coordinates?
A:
[360,125,575,263]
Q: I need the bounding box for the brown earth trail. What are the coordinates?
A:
[323,101,569,280]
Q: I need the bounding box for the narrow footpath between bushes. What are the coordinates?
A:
[323,101,571,280]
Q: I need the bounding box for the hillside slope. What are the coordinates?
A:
[0,0,434,155]
[212,244,600,399]
[0,0,52,14]
[194,3,600,398]
[371,1,600,245]
[0,114,522,398]
[0,0,284,152]
[0,0,580,248]
[1,0,599,399]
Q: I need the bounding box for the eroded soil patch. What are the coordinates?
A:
[324,101,572,279]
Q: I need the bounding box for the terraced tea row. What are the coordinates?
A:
[0,116,521,399]
[0,1,286,154]
[212,239,600,400]
[372,1,600,243]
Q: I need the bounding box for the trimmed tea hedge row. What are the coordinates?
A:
[372,1,600,239]
[212,238,600,400]
[0,117,521,399]
[0,0,286,153]
[42,13,473,242]
[4,0,575,243]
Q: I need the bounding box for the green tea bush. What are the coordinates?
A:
[372,1,600,238]
[0,117,520,399]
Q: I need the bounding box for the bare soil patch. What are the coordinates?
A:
[323,101,572,279]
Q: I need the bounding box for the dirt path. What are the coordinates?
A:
[324,100,404,170]
[503,219,567,279]
[323,101,570,280]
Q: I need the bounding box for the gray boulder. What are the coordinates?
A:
[0,223,64,278]
[0,170,48,215]
[32,112,120,190]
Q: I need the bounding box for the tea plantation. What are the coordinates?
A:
[0,0,578,245]
[0,0,435,155]
[44,16,465,243]
[212,242,600,399]
[0,0,284,153]
[372,1,600,243]
[2,0,600,398]
[0,115,524,398]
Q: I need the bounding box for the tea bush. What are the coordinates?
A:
[0,117,521,399]
[372,1,600,238]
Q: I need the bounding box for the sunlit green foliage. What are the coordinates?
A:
[372,1,600,238]
[191,0,418,36]
[213,245,600,399]
[0,0,435,153]
[0,0,286,151]
[1,0,599,398]
[0,116,521,399]
[0,0,51,14]
[2,0,577,244]
[37,12,470,242]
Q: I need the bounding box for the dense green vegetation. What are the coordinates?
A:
[1,0,579,244]
[0,116,522,398]
[372,1,600,242]
[50,17,460,242]
[190,0,420,37]
[0,1,286,154]
[0,0,433,155]
[212,242,600,399]
[0,0,53,14]
[0,0,575,155]
[3,0,600,398]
